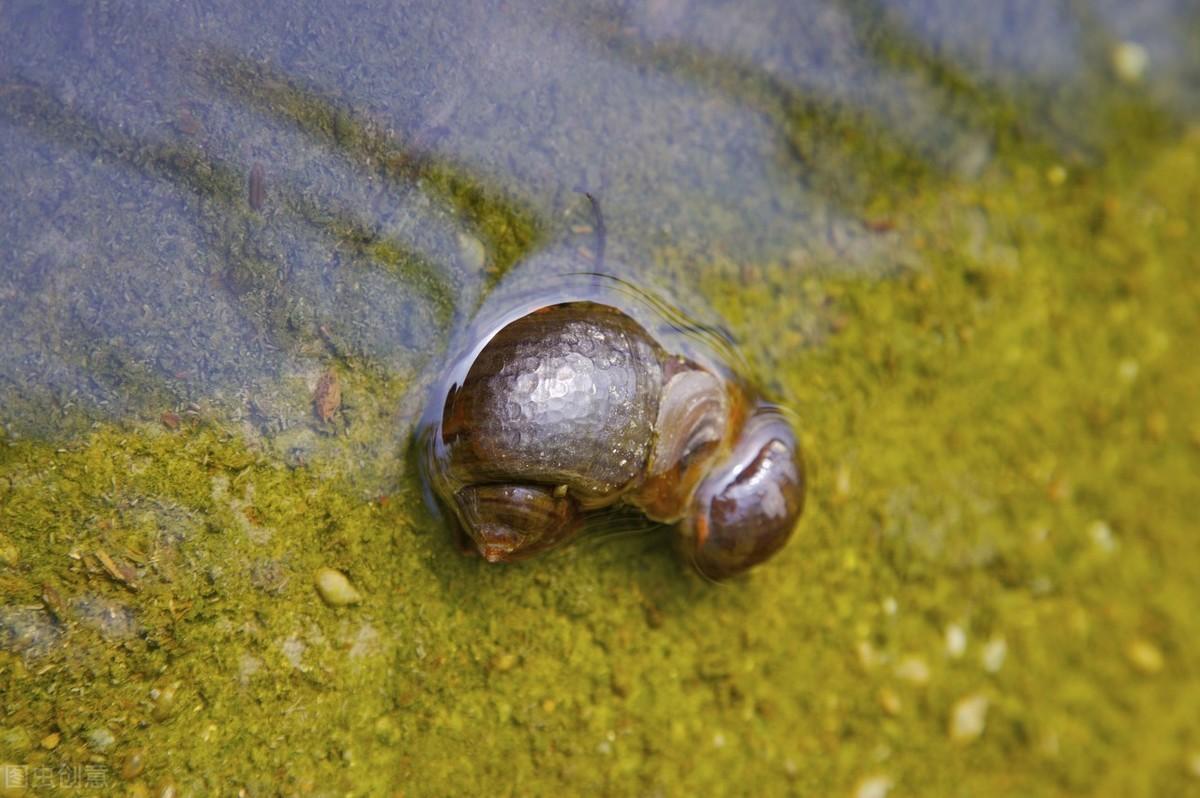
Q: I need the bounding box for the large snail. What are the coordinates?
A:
[417,284,805,580]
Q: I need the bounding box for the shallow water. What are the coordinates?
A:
[2,1,1199,795]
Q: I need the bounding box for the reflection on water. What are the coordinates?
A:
[0,0,1195,443]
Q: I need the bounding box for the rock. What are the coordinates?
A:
[314,567,362,606]
[894,655,930,686]
[1126,639,1164,674]
[1111,42,1149,84]
[458,232,486,272]
[949,693,989,743]
[945,623,967,658]
[151,684,180,722]
[313,370,341,423]
[71,594,139,640]
[854,774,893,798]
[0,607,62,658]
[878,687,902,716]
[85,726,116,752]
[121,748,147,780]
[981,636,1007,673]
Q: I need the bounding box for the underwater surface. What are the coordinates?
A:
[1,0,1198,794]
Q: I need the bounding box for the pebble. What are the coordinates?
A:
[949,693,989,743]
[1117,358,1139,382]
[314,567,362,606]
[39,732,59,750]
[945,624,967,658]
[878,687,902,716]
[457,232,486,272]
[1088,520,1117,553]
[854,774,893,798]
[895,656,930,686]
[1111,41,1149,84]
[1126,639,1164,674]
[491,652,518,672]
[122,748,147,780]
[151,684,179,721]
[86,726,116,752]
[0,535,18,567]
[981,637,1007,673]
[313,370,342,423]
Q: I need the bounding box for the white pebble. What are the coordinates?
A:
[895,656,930,686]
[1088,520,1118,553]
[1111,41,1149,84]
[1118,358,1140,382]
[981,637,1007,673]
[950,693,989,743]
[945,623,967,658]
[854,774,893,798]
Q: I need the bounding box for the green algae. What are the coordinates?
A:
[2,126,1199,795]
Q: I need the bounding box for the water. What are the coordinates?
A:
[1,1,1198,795]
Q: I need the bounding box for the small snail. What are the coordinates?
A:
[418,289,805,580]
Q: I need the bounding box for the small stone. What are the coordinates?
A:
[1145,411,1168,441]
[833,464,852,504]
[945,623,967,658]
[151,684,179,721]
[122,748,147,780]
[1118,358,1139,382]
[878,687,902,716]
[1088,520,1117,553]
[491,652,518,672]
[949,693,989,743]
[981,636,1007,673]
[457,232,486,272]
[1126,639,1164,674]
[40,732,60,750]
[895,656,930,686]
[86,726,116,752]
[1111,41,1149,84]
[854,774,893,798]
[0,536,19,567]
[314,567,362,606]
[856,640,881,671]
[313,370,342,423]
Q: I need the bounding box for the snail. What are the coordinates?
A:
[418,288,805,580]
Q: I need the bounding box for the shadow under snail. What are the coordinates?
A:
[418,296,805,580]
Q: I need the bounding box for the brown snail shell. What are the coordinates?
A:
[418,292,805,580]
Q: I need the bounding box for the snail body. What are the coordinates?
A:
[420,295,805,579]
